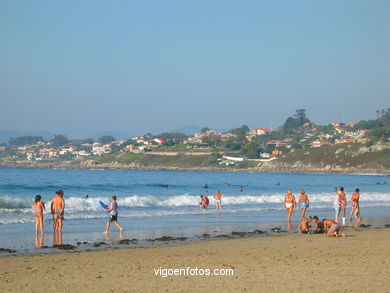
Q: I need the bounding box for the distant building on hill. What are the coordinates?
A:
[250,128,272,136]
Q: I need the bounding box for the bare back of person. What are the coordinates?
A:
[51,190,65,232]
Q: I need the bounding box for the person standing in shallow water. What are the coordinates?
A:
[33,195,45,235]
[283,189,296,230]
[349,188,362,230]
[103,196,124,234]
[51,189,65,233]
[298,190,309,221]
[334,190,343,224]
[339,187,347,226]
[214,190,224,210]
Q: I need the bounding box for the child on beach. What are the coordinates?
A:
[103,196,124,234]
[298,216,312,233]
[33,195,45,235]
[283,190,296,229]
[214,190,224,210]
[311,216,324,233]
[298,190,309,221]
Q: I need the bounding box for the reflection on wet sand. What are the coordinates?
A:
[105,232,123,243]
[53,231,62,246]
[35,233,44,248]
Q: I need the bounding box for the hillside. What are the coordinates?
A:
[261,142,390,173]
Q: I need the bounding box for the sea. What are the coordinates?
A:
[0,168,389,253]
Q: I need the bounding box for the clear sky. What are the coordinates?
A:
[1,0,389,138]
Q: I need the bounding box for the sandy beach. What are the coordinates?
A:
[1,228,389,293]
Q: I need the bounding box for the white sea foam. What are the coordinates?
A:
[1,192,390,210]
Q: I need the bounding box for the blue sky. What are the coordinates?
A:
[0,0,389,138]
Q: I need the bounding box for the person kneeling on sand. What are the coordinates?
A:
[323,219,345,237]
[311,216,324,233]
[298,216,312,233]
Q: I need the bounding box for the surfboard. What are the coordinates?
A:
[99,200,109,210]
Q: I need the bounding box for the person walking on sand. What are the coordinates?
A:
[103,196,124,234]
[298,190,309,221]
[339,187,347,226]
[333,190,343,224]
[349,188,362,230]
[214,190,224,210]
[33,195,45,235]
[283,189,296,230]
[51,189,65,233]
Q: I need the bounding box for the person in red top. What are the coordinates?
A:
[199,195,209,208]
[349,188,362,230]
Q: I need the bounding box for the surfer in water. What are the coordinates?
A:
[103,196,124,234]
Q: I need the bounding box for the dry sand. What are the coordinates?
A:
[1,228,389,293]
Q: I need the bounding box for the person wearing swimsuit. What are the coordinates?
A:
[214,190,224,210]
[298,190,309,221]
[33,195,45,235]
[51,189,65,233]
[339,187,347,226]
[349,188,362,230]
[284,189,296,230]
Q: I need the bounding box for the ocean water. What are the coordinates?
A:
[0,168,389,252]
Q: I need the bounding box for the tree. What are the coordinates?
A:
[9,136,44,146]
[283,109,310,130]
[201,127,210,133]
[230,125,250,137]
[52,135,69,146]
[241,142,260,159]
[294,109,309,126]
[98,136,115,144]
[155,132,187,140]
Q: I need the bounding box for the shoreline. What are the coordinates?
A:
[1,226,389,292]
[1,216,389,258]
[1,161,389,175]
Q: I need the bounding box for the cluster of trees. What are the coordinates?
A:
[354,108,390,130]
[9,136,45,146]
[7,134,119,147]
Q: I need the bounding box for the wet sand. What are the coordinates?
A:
[1,228,389,292]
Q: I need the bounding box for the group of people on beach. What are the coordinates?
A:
[284,187,362,237]
[33,190,123,246]
[198,186,363,237]
[33,185,363,244]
